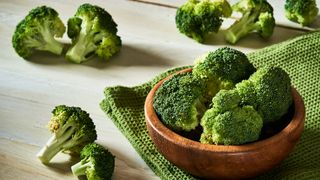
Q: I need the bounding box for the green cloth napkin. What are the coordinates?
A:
[100,31,320,180]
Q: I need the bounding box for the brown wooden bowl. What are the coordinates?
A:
[144,68,305,179]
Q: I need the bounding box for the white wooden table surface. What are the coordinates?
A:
[0,0,319,179]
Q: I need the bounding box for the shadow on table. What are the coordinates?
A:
[44,155,80,175]
[203,26,305,49]
[28,44,173,69]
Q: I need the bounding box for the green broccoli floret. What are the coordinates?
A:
[200,90,263,145]
[175,0,232,43]
[225,0,275,44]
[193,47,256,98]
[66,3,121,63]
[285,0,319,26]
[12,6,65,59]
[37,105,97,164]
[71,143,115,180]
[244,66,293,123]
[153,72,207,131]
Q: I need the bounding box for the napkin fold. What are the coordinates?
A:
[100,31,320,180]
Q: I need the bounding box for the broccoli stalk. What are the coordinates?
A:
[71,143,115,180]
[37,105,97,164]
[225,0,275,44]
[66,4,121,63]
[71,158,94,176]
[285,0,319,26]
[175,0,232,43]
[12,6,66,59]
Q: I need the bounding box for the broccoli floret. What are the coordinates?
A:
[285,0,319,26]
[225,0,275,44]
[153,72,207,131]
[37,105,97,164]
[71,143,115,180]
[12,6,65,59]
[200,90,263,145]
[246,66,293,123]
[193,47,256,98]
[66,3,121,63]
[175,0,232,43]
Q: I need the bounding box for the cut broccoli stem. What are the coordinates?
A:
[66,30,97,63]
[37,127,75,163]
[71,160,93,176]
[225,13,258,44]
[32,25,64,55]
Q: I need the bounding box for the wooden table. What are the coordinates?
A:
[0,0,318,179]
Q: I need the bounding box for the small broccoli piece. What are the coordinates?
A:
[37,105,97,164]
[154,72,207,131]
[193,47,256,98]
[225,0,275,44]
[12,6,65,59]
[200,90,263,145]
[247,66,292,123]
[71,143,115,180]
[66,3,121,63]
[175,0,232,43]
[285,0,319,26]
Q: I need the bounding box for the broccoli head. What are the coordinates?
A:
[66,3,121,63]
[285,0,319,26]
[12,6,65,59]
[175,0,232,43]
[200,90,263,145]
[37,105,97,164]
[193,47,256,98]
[225,0,275,44]
[153,72,207,131]
[71,143,115,180]
[248,66,292,123]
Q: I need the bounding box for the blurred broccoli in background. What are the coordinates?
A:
[175,0,232,43]
[71,143,115,180]
[12,6,65,59]
[193,47,256,99]
[66,3,121,63]
[153,72,207,131]
[285,0,319,26]
[225,0,275,44]
[200,66,292,145]
[37,105,97,164]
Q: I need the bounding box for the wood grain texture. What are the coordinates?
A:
[0,0,317,179]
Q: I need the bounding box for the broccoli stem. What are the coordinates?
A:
[37,25,64,55]
[225,13,257,44]
[66,31,97,63]
[71,160,93,176]
[37,127,75,163]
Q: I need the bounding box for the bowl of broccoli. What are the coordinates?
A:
[144,47,305,179]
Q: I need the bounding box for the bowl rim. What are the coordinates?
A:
[145,68,305,154]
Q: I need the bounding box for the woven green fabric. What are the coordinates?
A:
[100,31,320,180]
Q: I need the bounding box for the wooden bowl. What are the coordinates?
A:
[144,68,305,179]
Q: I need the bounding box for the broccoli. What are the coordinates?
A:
[12,6,65,59]
[175,0,232,43]
[37,105,97,164]
[285,0,319,26]
[66,3,121,63]
[71,143,115,180]
[200,90,263,145]
[224,0,275,44]
[193,47,256,98]
[153,72,207,131]
[241,66,293,123]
